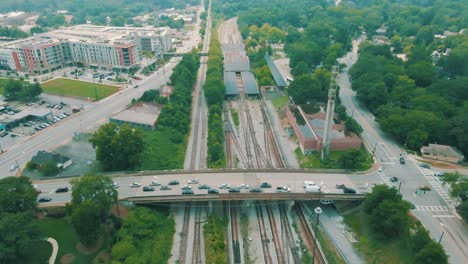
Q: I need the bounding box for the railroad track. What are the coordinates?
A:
[280,204,301,264]
[255,201,273,264]
[192,203,203,264]
[224,104,248,168]
[265,203,286,263]
[230,202,242,264]
[294,203,326,264]
[258,96,285,168]
[178,203,191,264]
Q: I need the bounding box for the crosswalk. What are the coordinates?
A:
[419,169,454,205]
[414,205,450,212]
[377,171,392,186]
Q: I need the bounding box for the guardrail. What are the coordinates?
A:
[125,192,366,204]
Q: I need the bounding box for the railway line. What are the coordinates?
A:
[255,201,274,264]
[279,205,302,264]
[178,203,191,264]
[230,202,242,264]
[192,203,203,264]
[294,203,326,264]
[266,203,286,263]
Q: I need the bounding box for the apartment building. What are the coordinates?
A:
[0,25,172,73]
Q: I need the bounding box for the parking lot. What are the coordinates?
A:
[0,100,74,151]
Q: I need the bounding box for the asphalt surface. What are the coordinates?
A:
[0,58,180,177]
[337,35,468,263]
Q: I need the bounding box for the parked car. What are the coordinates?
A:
[0,131,8,137]
[143,186,155,192]
[419,163,431,169]
[343,187,356,194]
[208,188,219,194]
[168,180,180,185]
[250,187,263,193]
[130,182,141,188]
[198,184,210,189]
[260,182,272,188]
[182,189,194,195]
[188,178,199,184]
[34,126,42,131]
[160,185,171,190]
[39,197,52,203]
[228,187,241,193]
[55,187,69,193]
[219,183,230,189]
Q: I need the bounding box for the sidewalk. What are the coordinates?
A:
[46,237,58,264]
[319,206,364,264]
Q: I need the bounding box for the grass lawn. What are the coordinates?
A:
[271,93,288,109]
[344,209,413,264]
[37,217,100,263]
[139,128,187,170]
[41,78,119,100]
[296,146,373,170]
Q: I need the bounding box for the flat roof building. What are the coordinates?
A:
[110,102,161,130]
[0,25,172,73]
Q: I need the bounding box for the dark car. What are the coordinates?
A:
[208,188,219,194]
[228,187,241,193]
[250,187,263,193]
[390,177,399,182]
[168,180,180,185]
[260,182,272,188]
[399,157,405,164]
[160,185,171,190]
[198,184,211,189]
[143,186,155,192]
[182,189,194,195]
[336,184,346,189]
[38,197,52,203]
[343,187,356,194]
[55,187,69,193]
[419,163,431,169]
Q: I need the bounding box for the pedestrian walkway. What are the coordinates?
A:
[414,205,450,212]
[415,166,454,206]
[319,207,364,264]
[46,237,58,264]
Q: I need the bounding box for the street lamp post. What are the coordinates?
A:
[312,206,323,264]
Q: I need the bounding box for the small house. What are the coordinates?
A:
[30,151,73,169]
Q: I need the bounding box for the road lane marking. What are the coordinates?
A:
[432,215,455,218]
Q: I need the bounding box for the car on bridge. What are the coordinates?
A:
[168,180,180,185]
[39,197,52,203]
[131,182,141,188]
[219,183,230,189]
[188,179,199,184]
[229,187,241,193]
[239,184,249,189]
[250,187,263,193]
[181,185,192,190]
[198,184,210,189]
[55,187,69,193]
[336,184,346,189]
[276,186,291,193]
[182,189,194,195]
[343,187,356,194]
[208,188,219,194]
[160,185,171,190]
[260,182,272,188]
[143,186,155,192]
[150,181,161,186]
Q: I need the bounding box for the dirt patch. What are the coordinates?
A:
[76,235,103,255]
[93,251,111,264]
[111,204,131,219]
[61,254,75,264]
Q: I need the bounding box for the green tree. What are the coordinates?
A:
[369,199,410,241]
[414,241,448,264]
[458,201,468,221]
[0,176,38,214]
[0,212,41,263]
[70,175,117,216]
[344,117,363,135]
[71,201,102,246]
[89,123,144,171]
[337,149,365,169]
[363,185,402,215]
[41,161,59,176]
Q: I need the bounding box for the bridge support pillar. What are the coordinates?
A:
[208,201,213,214]
[285,200,295,213]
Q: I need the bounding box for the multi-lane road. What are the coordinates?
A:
[338,35,468,263]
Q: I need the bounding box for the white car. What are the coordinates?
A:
[219,183,230,189]
[130,182,141,188]
[239,184,249,189]
[112,182,119,188]
[150,181,161,186]
[188,179,199,184]
[378,166,383,172]
[9,164,18,172]
[276,186,291,193]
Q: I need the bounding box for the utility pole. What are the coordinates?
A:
[312,207,323,264]
[321,66,338,161]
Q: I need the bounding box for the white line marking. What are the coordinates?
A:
[432,215,455,218]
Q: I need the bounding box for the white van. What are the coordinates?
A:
[305,185,321,193]
[303,181,316,188]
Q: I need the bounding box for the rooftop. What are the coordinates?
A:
[31,150,71,165]
[421,144,464,158]
[111,102,161,127]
